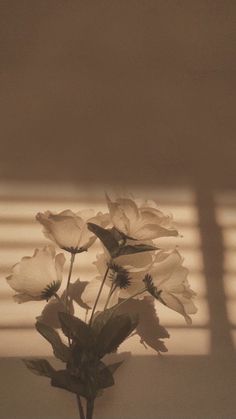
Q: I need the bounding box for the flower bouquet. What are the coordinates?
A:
[6,194,197,419]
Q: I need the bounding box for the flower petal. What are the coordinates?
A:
[161,266,189,292]
[160,291,192,324]
[115,251,153,269]
[116,198,139,221]
[6,246,64,302]
[151,250,183,286]
[38,211,84,249]
[55,253,66,284]
[134,223,178,240]
[106,195,131,235]
[14,293,39,303]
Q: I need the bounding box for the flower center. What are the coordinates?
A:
[41,280,61,301]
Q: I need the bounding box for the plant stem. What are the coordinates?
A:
[89,265,110,325]
[103,283,117,310]
[65,252,76,347]
[66,252,76,313]
[84,308,89,323]
[76,394,85,419]
[86,398,94,419]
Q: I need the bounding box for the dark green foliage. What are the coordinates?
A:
[58,312,95,349]
[87,223,119,257]
[52,361,116,399]
[118,243,158,256]
[95,312,139,358]
[91,308,114,336]
[51,369,89,397]
[31,309,138,401]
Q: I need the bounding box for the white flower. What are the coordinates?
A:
[36,209,108,253]
[106,195,178,241]
[145,250,197,324]
[82,251,153,310]
[6,246,66,303]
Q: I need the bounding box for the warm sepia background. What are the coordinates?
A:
[1,2,236,418]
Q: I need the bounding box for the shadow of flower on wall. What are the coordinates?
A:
[115,296,169,353]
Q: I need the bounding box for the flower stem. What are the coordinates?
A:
[84,308,89,323]
[104,284,117,310]
[89,265,110,325]
[76,394,85,419]
[86,398,94,419]
[65,252,76,347]
[66,252,76,313]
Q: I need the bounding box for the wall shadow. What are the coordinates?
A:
[196,187,235,357]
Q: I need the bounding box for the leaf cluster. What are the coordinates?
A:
[24,309,138,400]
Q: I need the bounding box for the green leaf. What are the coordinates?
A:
[91,308,114,335]
[23,359,54,378]
[110,227,137,242]
[95,312,139,358]
[129,312,140,328]
[51,362,117,398]
[97,363,114,388]
[58,312,95,348]
[118,243,158,256]
[35,321,70,362]
[87,223,119,257]
[87,223,157,258]
[51,369,89,398]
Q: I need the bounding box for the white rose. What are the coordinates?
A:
[145,250,197,324]
[106,195,178,241]
[36,209,108,253]
[6,246,65,303]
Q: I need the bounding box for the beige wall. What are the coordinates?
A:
[1,2,236,418]
[1,1,236,188]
